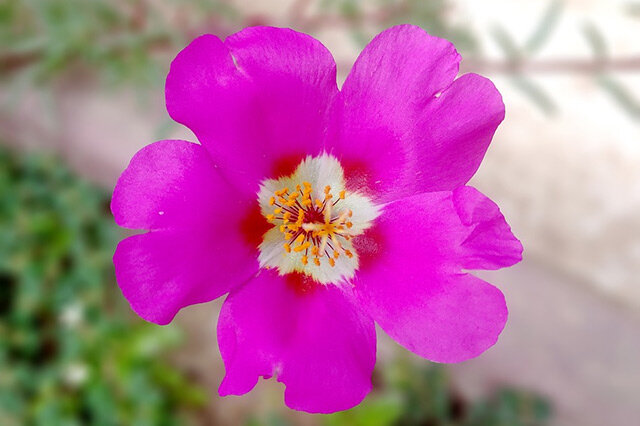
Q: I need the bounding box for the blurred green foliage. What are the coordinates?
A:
[0,0,163,85]
[2,0,637,120]
[0,0,474,88]
[319,0,477,53]
[330,361,551,426]
[0,0,234,86]
[248,361,551,426]
[0,146,207,425]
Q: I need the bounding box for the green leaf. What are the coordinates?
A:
[512,75,556,115]
[582,22,608,58]
[324,395,403,426]
[597,75,640,120]
[491,25,521,60]
[525,0,564,54]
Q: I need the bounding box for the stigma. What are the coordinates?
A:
[257,154,379,284]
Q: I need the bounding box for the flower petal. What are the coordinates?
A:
[111,140,261,324]
[329,25,504,202]
[453,186,523,270]
[352,188,520,362]
[165,28,338,192]
[111,139,249,230]
[218,270,375,413]
[328,25,459,202]
[412,73,505,192]
[114,229,258,325]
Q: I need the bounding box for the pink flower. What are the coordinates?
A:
[112,25,523,413]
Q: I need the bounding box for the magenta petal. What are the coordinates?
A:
[111,139,250,230]
[111,140,259,324]
[342,24,460,111]
[353,189,520,362]
[329,25,460,202]
[331,25,504,201]
[164,35,238,147]
[165,28,337,191]
[114,229,258,325]
[218,270,375,413]
[453,186,523,270]
[412,74,505,191]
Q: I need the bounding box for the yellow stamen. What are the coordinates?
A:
[294,242,310,252]
[265,179,361,274]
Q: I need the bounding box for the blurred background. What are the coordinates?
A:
[1,0,639,425]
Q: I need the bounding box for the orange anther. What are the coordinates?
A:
[314,257,321,266]
[328,258,335,267]
[294,242,310,252]
[284,243,291,253]
[269,196,276,205]
[302,255,308,265]
[339,190,345,199]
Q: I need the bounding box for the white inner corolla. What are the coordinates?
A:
[258,154,380,284]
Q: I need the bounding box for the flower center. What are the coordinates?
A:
[266,183,354,268]
[257,154,379,284]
